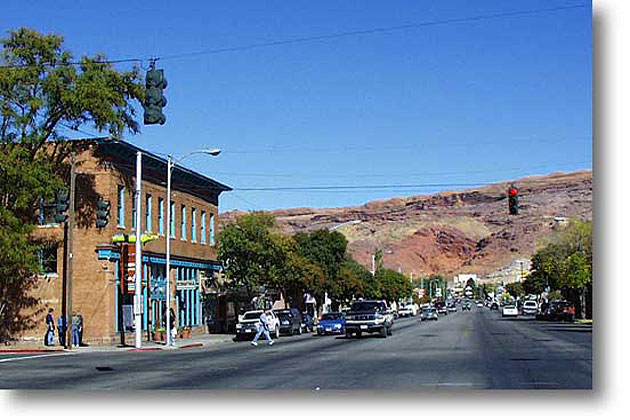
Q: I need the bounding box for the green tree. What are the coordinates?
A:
[375,268,413,304]
[526,219,592,318]
[505,282,525,299]
[216,213,280,298]
[0,28,144,342]
[294,229,349,306]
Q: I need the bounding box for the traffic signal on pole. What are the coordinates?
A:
[143,65,167,125]
[96,197,111,228]
[508,185,519,215]
[54,192,70,223]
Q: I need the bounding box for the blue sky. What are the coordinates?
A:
[2,0,592,212]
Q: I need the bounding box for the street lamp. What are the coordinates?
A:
[165,148,221,346]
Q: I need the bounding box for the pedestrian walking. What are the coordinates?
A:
[251,309,274,347]
[45,308,55,346]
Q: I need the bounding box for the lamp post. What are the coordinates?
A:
[165,148,221,346]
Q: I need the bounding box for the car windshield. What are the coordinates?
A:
[350,302,383,312]
[243,311,262,320]
[321,313,342,321]
[524,302,537,307]
[423,308,435,313]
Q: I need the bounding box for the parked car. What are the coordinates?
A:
[462,301,472,311]
[275,308,302,336]
[421,307,438,321]
[235,310,280,340]
[536,300,575,322]
[522,300,539,316]
[502,305,518,317]
[476,301,484,308]
[316,312,346,335]
[447,303,457,313]
[490,302,499,311]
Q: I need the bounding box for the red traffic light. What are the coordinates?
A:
[508,187,518,197]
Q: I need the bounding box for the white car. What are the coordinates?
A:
[235,310,280,339]
[502,305,518,317]
[398,304,418,317]
[522,300,539,316]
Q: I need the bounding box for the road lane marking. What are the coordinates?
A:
[0,352,74,363]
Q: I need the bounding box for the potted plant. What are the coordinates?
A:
[153,327,165,342]
[179,326,192,339]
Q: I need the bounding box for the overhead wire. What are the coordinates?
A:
[0,4,587,69]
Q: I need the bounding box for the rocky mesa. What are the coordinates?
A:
[221,170,592,281]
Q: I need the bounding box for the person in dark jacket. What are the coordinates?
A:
[45,309,55,346]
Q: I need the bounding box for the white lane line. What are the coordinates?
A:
[0,352,74,363]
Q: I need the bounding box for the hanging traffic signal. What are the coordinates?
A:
[143,63,168,125]
[55,192,70,223]
[508,184,519,215]
[96,197,111,228]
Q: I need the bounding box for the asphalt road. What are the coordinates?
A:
[0,307,592,390]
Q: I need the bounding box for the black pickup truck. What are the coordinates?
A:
[344,300,393,338]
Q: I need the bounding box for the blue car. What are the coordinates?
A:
[316,312,346,335]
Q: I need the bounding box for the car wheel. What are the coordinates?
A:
[381,326,387,338]
[345,330,352,338]
[356,330,362,338]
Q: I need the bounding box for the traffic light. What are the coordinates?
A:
[55,192,69,223]
[508,184,519,215]
[96,197,111,228]
[143,64,167,125]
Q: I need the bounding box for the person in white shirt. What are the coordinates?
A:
[251,309,274,347]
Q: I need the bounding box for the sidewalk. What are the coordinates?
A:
[0,333,234,354]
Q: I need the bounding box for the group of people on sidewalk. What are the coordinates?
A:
[45,308,85,347]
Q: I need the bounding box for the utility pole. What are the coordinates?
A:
[134,151,143,348]
[66,153,76,350]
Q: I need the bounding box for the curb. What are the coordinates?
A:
[0,348,66,354]
[179,343,203,349]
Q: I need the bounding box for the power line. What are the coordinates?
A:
[0,4,586,69]
[158,4,587,61]
[231,177,591,192]
[220,136,591,155]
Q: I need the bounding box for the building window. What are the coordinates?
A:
[209,213,215,245]
[38,198,57,225]
[181,205,187,240]
[191,208,197,242]
[132,193,138,229]
[158,198,164,235]
[145,194,152,233]
[117,185,125,227]
[200,211,206,244]
[38,244,58,275]
[170,201,175,238]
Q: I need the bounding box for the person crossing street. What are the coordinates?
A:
[251,309,274,347]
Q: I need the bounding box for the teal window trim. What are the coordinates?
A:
[200,211,206,244]
[170,201,175,238]
[132,194,137,229]
[146,194,152,233]
[117,185,125,227]
[209,213,215,246]
[158,198,164,235]
[181,204,187,240]
[191,208,197,242]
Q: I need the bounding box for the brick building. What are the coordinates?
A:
[28,138,231,345]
